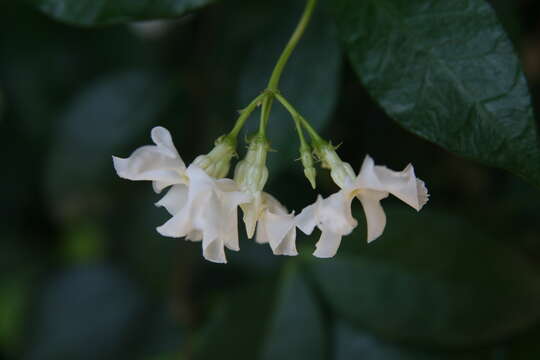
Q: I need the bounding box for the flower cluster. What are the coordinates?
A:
[113,126,428,263]
[112,0,428,264]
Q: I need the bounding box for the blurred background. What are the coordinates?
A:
[1,0,540,359]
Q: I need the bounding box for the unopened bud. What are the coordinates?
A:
[315,142,355,188]
[193,135,236,178]
[300,144,316,189]
[234,135,269,194]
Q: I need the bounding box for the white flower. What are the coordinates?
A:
[242,192,297,256]
[113,126,188,193]
[233,136,297,256]
[297,155,429,258]
[156,165,249,263]
[113,126,249,263]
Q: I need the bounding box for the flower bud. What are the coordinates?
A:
[315,142,355,188]
[300,144,316,189]
[234,135,269,194]
[193,135,236,178]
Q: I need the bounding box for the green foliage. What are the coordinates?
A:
[194,264,325,360]
[331,0,540,188]
[310,209,540,347]
[46,71,175,216]
[259,265,325,360]
[26,265,146,360]
[334,320,495,360]
[2,0,540,359]
[25,0,216,26]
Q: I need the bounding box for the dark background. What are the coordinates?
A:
[1,0,540,359]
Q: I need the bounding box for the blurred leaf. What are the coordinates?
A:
[108,191,182,293]
[238,2,342,173]
[0,7,148,141]
[506,324,540,360]
[194,281,277,360]
[46,70,175,218]
[136,305,185,359]
[62,221,106,264]
[25,0,216,26]
[332,0,540,188]
[260,265,325,360]
[26,264,146,360]
[195,264,325,360]
[310,209,540,348]
[0,275,33,356]
[334,320,496,360]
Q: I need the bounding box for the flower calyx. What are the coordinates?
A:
[313,141,355,189]
[234,134,270,194]
[193,135,237,178]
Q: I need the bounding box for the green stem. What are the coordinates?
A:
[230,0,317,139]
[267,0,317,91]
[258,97,273,137]
[293,113,307,147]
[274,92,324,144]
[228,92,268,138]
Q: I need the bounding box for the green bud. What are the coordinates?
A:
[234,135,270,194]
[300,144,316,189]
[193,135,236,178]
[314,142,355,188]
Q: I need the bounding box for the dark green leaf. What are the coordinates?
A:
[506,324,540,360]
[0,274,33,356]
[26,0,216,26]
[332,0,540,188]
[238,2,342,173]
[195,264,325,360]
[310,209,540,347]
[46,71,174,218]
[26,264,146,360]
[260,265,325,360]
[194,281,277,360]
[335,320,496,360]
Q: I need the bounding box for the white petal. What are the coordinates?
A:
[356,190,388,243]
[221,207,241,251]
[416,179,430,210]
[112,127,186,192]
[356,155,427,211]
[150,126,182,160]
[157,167,214,238]
[261,193,288,215]
[156,199,196,238]
[202,236,226,263]
[257,210,297,256]
[295,197,321,235]
[275,228,297,256]
[255,218,270,245]
[193,191,221,241]
[186,230,202,241]
[155,184,188,215]
[240,192,264,239]
[313,230,342,258]
[157,211,191,238]
[316,190,357,236]
[156,163,247,263]
[197,191,228,263]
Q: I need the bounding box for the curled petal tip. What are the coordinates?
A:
[416,179,429,211]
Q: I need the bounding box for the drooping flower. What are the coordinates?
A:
[297,148,428,258]
[233,136,297,256]
[113,126,188,193]
[155,165,250,263]
[113,126,249,263]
